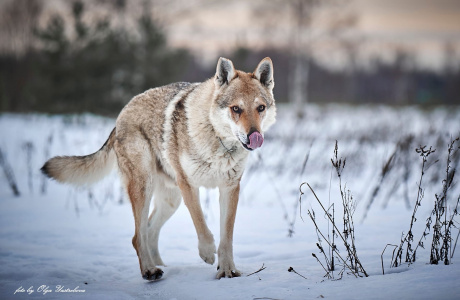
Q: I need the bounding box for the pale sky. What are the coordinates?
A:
[4,0,460,70]
[163,0,460,69]
[354,0,460,39]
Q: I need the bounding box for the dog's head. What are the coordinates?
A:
[210,57,276,151]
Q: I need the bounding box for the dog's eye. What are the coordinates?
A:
[232,106,241,114]
[257,105,266,112]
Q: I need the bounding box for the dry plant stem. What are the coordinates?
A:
[300,185,333,277]
[312,253,332,279]
[298,183,307,222]
[41,133,53,195]
[363,152,396,221]
[404,171,424,262]
[430,197,442,264]
[315,230,332,270]
[393,145,434,267]
[0,147,20,196]
[307,210,359,278]
[306,183,368,277]
[246,263,267,277]
[342,190,358,272]
[430,138,458,265]
[441,139,459,264]
[445,195,460,260]
[22,141,35,193]
[331,141,360,273]
[330,203,336,272]
[451,228,460,259]
[288,141,314,237]
[287,267,307,280]
[410,214,432,264]
[300,140,314,177]
[306,198,332,273]
[381,244,398,275]
[288,189,303,237]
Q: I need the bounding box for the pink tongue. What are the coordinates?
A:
[248,132,264,149]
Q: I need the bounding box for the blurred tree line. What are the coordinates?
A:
[230,46,460,105]
[0,0,459,116]
[0,0,206,115]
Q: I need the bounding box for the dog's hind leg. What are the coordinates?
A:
[148,184,182,266]
[126,176,163,280]
[115,137,163,281]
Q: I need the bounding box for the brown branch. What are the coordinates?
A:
[246,263,267,277]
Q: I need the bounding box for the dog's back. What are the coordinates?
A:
[42,82,195,187]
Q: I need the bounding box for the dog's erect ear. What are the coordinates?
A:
[215,57,236,87]
[254,57,274,90]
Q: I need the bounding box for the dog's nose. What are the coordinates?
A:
[247,131,264,149]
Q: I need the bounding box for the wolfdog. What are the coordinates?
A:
[42,57,276,280]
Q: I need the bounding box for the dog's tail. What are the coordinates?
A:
[41,128,117,186]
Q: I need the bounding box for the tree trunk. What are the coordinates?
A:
[290,51,309,119]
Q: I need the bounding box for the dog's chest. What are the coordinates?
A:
[180,151,247,188]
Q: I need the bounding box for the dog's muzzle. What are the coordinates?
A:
[242,131,264,151]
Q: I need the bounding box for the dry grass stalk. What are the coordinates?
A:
[430,137,460,265]
[393,145,435,267]
[0,147,20,196]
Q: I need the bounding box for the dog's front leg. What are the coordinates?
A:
[216,183,241,279]
[177,178,216,265]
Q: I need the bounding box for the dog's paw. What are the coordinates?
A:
[142,268,164,281]
[198,238,216,265]
[215,244,240,279]
[216,265,241,279]
[216,251,240,279]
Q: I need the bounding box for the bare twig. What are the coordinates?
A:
[288,267,307,280]
[312,253,332,279]
[247,263,267,278]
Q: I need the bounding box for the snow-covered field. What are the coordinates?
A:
[1,104,460,300]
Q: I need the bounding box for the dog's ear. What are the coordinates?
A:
[254,57,274,90]
[215,57,236,87]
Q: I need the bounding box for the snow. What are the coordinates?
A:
[1,104,460,299]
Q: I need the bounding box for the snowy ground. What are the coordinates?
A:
[1,104,460,299]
